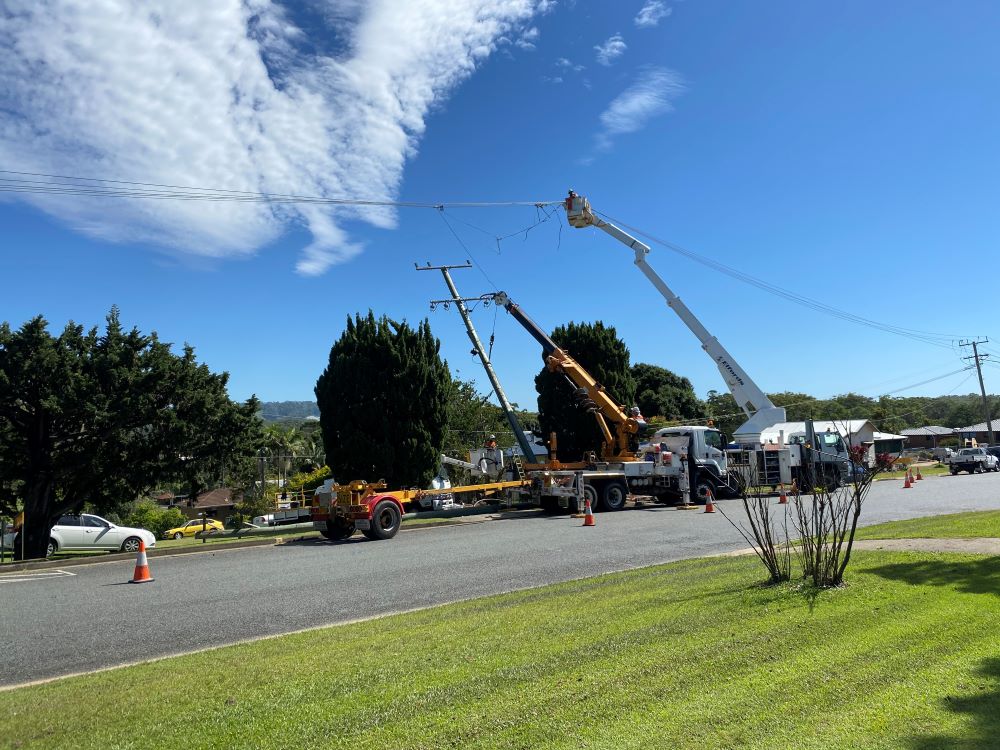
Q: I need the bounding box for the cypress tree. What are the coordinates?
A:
[315,312,450,488]
[534,321,636,461]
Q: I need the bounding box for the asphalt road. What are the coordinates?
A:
[3,471,1000,687]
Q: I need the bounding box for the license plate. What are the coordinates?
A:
[354,519,371,531]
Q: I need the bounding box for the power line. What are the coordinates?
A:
[592,210,974,350]
[0,169,563,210]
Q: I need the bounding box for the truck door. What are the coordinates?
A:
[702,430,727,473]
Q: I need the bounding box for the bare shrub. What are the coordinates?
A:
[792,447,886,587]
[717,463,791,584]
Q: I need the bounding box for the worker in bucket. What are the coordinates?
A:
[630,406,648,433]
[485,434,497,451]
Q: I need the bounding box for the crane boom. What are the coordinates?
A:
[564,191,785,441]
[492,291,641,460]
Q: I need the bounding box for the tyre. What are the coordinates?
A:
[582,482,600,512]
[601,481,628,511]
[950,468,958,475]
[825,466,842,490]
[321,519,355,540]
[173,532,184,540]
[693,477,716,505]
[367,500,401,540]
[121,536,142,554]
[46,539,56,557]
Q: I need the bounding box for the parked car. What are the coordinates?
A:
[931,447,955,463]
[45,514,156,557]
[948,447,999,475]
[162,518,224,540]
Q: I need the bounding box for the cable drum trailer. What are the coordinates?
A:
[310,477,528,541]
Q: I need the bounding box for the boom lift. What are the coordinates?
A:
[563,191,847,490]
[564,191,785,443]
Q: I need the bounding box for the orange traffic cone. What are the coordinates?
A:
[582,498,596,527]
[916,467,924,481]
[903,473,912,489]
[778,484,788,504]
[129,539,154,583]
[704,489,716,513]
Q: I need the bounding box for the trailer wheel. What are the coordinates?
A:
[367,500,402,540]
[582,482,601,513]
[601,481,628,511]
[321,519,355,540]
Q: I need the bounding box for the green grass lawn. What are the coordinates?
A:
[3,549,999,749]
[856,510,1000,541]
[878,464,950,480]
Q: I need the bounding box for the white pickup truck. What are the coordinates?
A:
[948,447,999,475]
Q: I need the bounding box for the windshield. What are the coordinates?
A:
[704,430,723,450]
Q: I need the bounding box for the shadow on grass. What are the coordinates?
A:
[866,556,1000,597]
[910,657,1000,750]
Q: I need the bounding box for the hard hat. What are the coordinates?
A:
[488,434,495,440]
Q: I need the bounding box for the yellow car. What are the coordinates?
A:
[163,519,225,540]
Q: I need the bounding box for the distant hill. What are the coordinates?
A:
[258,401,320,423]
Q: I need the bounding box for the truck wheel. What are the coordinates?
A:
[321,519,355,540]
[950,467,958,475]
[367,500,401,540]
[693,477,716,505]
[582,482,601,512]
[601,481,628,511]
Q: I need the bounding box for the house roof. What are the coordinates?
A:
[957,419,1000,432]
[901,425,955,437]
[192,488,239,508]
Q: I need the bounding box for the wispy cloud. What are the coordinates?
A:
[555,56,585,72]
[594,67,684,152]
[635,1,672,28]
[0,0,548,275]
[594,33,627,66]
[516,26,540,50]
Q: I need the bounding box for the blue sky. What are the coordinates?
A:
[2,0,999,414]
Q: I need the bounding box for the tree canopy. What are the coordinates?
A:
[0,308,262,559]
[315,312,450,488]
[631,363,703,422]
[535,321,635,461]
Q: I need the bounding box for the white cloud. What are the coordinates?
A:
[516,26,540,50]
[635,1,672,28]
[0,0,546,275]
[594,33,627,66]
[555,56,584,72]
[595,66,684,151]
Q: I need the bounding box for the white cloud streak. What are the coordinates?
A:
[595,66,684,151]
[0,0,545,275]
[635,1,672,28]
[594,33,627,66]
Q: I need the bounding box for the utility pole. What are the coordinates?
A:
[960,338,995,445]
[416,261,537,461]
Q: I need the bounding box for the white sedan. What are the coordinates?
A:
[47,514,156,556]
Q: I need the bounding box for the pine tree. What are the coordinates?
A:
[534,321,636,461]
[315,313,450,488]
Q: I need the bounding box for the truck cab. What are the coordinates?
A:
[647,426,729,481]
